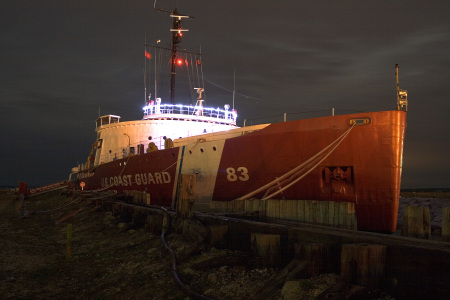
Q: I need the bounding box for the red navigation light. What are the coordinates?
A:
[176,59,183,66]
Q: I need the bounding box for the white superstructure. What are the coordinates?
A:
[91,99,238,168]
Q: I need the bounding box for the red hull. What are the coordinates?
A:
[213,110,406,232]
[71,110,406,232]
[73,148,180,207]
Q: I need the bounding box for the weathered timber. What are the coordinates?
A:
[209,225,228,248]
[177,219,208,243]
[280,199,298,220]
[285,260,309,281]
[195,211,450,299]
[442,207,450,242]
[303,243,334,276]
[144,192,150,205]
[210,199,357,230]
[135,190,143,203]
[209,199,227,211]
[340,244,387,287]
[94,195,450,300]
[266,199,280,219]
[251,233,281,267]
[176,174,196,218]
[401,206,431,239]
[245,198,263,213]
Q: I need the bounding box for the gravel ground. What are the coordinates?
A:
[0,191,333,299]
[3,190,444,299]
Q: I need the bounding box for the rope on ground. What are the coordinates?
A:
[159,208,214,300]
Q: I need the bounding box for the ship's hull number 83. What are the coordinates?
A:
[226,167,249,182]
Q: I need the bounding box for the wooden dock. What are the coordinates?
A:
[95,191,450,300]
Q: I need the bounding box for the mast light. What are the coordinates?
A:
[170,14,190,19]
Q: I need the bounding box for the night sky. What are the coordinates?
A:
[1,1,449,189]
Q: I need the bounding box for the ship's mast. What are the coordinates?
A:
[154,2,200,105]
[169,10,189,104]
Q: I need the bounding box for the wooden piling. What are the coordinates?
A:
[144,192,151,205]
[234,199,245,211]
[266,199,280,219]
[296,199,306,222]
[442,207,450,242]
[303,243,333,276]
[340,244,387,287]
[251,233,281,267]
[401,206,431,239]
[210,225,228,248]
[245,198,263,213]
[133,190,141,203]
[210,199,356,230]
[339,202,357,230]
[280,200,298,220]
[294,242,336,276]
[176,174,196,218]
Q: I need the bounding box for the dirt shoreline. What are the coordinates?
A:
[0,192,296,299]
[2,191,447,299]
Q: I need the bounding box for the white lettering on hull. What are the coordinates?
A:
[100,172,171,188]
[226,167,249,181]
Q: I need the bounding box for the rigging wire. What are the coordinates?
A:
[235,124,355,201]
[198,54,206,103]
[203,78,365,115]
[186,55,194,101]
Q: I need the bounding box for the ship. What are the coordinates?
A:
[68,6,407,233]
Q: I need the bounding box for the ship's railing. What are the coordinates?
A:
[142,102,237,123]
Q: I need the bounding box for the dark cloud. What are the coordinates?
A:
[1,1,449,188]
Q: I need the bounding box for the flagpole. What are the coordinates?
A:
[144,35,148,105]
[155,40,159,99]
[232,68,236,110]
[144,46,147,105]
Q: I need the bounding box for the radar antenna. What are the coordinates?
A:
[395,64,408,111]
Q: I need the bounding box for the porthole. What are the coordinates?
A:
[189,150,192,154]
[200,148,204,153]
[213,146,217,151]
